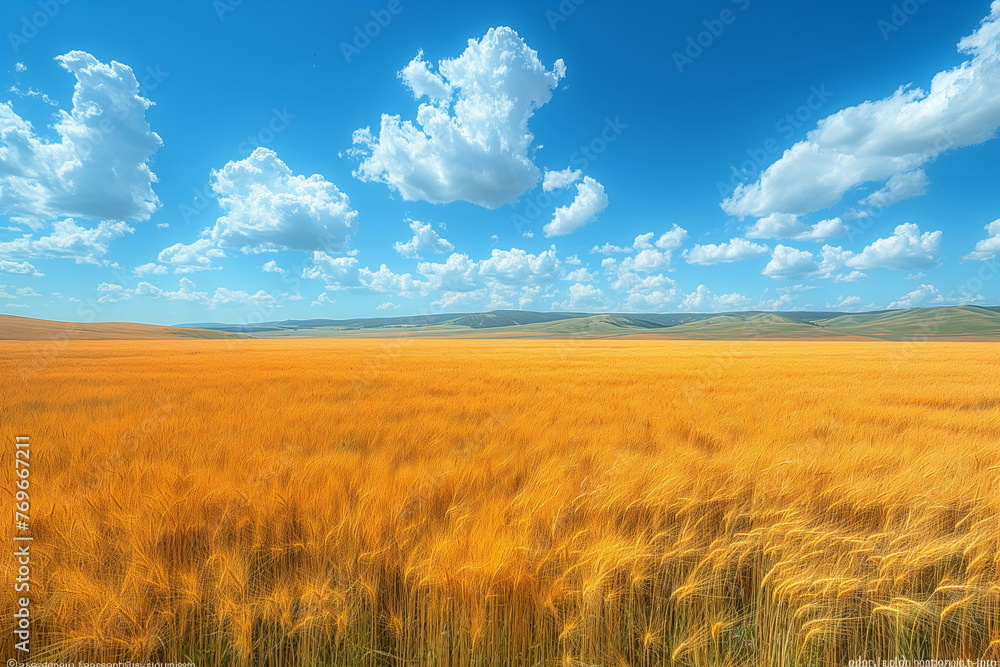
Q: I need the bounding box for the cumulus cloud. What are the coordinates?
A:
[794,217,849,241]
[99,277,277,308]
[209,148,358,252]
[618,274,680,311]
[590,242,631,255]
[418,253,480,292]
[0,51,162,222]
[597,226,689,283]
[0,259,42,276]
[304,252,428,295]
[554,282,605,310]
[0,218,132,264]
[543,177,608,237]
[261,259,286,274]
[888,284,944,309]
[542,167,582,192]
[478,246,559,285]
[134,262,167,276]
[746,214,849,241]
[352,27,565,208]
[828,295,863,310]
[759,223,939,279]
[393,219,454,258]
[158,238,224,273]
[862,170,929,208]
[563,267,594,282]
[842,223,941,270]
[680,285,750,311]
[722,4,1000,219]
[762,245,821,279]
[963,219,1000,261]
[684,237,768,265]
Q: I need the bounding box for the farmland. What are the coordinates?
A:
[2,339,999,666]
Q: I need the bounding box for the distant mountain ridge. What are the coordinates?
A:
[167,305,1000,341]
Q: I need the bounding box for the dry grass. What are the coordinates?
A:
[2,339,999,666]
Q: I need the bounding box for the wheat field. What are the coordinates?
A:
[2,339,999,666]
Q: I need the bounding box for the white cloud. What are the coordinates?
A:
[828,295,863,310]
[432,288,487,310]
[261,259,286,274]
[565,254,582,265]
[14,63,26,72]
[393,219,454,258]
[554,283,605,310]
[0,51,161,222]
[635,226,688,252]
[478,246,559,285]
[862,170,929,208]
[684,237,768,265]
[0,259,42,276]
[134,262,167,276]
[542,167,582,192]
[762,245,820,279]
[376,301,400,310]
[833,270,868,282]
[158,238,225,273]
[794,217,849,241]
[110,277,277,308]
[590,242,631,255]
[304,252,428,295]
[598,227,689,280]
[96,282,133,303]
[680,285,750,311]
[843,223,941,270]
[543,177,608,237]
[963,219,1000,261]
[352,26,565,208]
[398,50,453,102]
[722,4,1000,219]
[888,284,944,309]
[620,274,680,311]
[0,218,133,264]
[209,148,358,252]
[563,267,594,282]
[418,253,479,292]
[746,213,849,241]
[746,213,806,239]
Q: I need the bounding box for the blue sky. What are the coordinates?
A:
[1,0,998,325]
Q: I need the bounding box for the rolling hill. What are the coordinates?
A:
[4,307,999,341]
[0,314,253,341]
[817,305,1000,339]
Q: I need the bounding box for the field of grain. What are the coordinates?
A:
[2,339,999,666]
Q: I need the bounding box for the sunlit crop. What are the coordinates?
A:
[2,339,999,666]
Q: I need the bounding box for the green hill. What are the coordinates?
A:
[819,305,1000,339]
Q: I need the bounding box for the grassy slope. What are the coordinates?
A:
[818,305,1000,339]
[7,307,1000,341]
[0,314,252,340]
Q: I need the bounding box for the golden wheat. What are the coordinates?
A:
[2,339,999,666]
